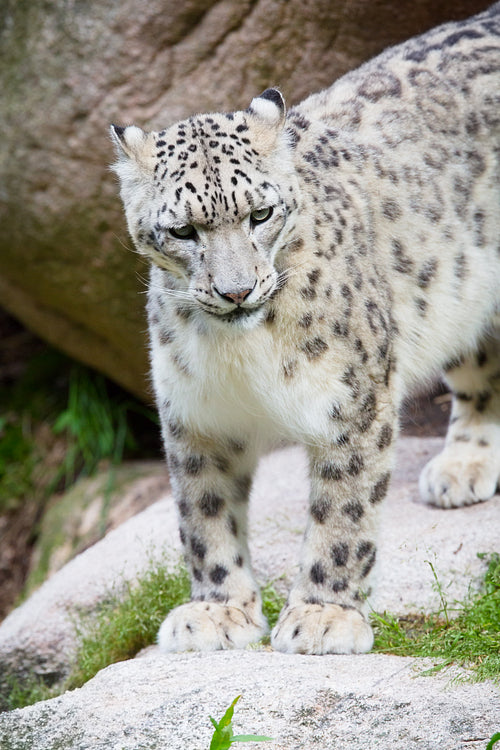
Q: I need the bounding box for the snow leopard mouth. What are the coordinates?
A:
[204,304,266,328]
[220,308,257,322]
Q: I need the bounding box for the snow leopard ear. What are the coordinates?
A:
[248,88,286,128]
[110,124,149,161]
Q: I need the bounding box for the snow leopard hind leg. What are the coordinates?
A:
[420,328,500,508]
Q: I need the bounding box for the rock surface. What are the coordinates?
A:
[1,650,499,750]
[0,436,498,746]
[0,0,492,397]
[25,461,170,593]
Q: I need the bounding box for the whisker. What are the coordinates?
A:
[275,259,308,288]
[280,258,309,278]
[143,280,199,308]
[157,288,193,300]
[138,273,191,297]
[112,232,135,253]
[113,234,150,267]
[136,272,150,289]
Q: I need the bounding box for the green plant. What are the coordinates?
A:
[486,733,500,750]
[3,673,59,712]
[0,348,65,514]
[3,558,190,711]
[426,558,450,626]
[372,553,500,683]
[260,582,285,632]
[52,364,156,490]
[0,348,158,515]
[67,558,190,690]
[0,413,37,512]
[209,696,272,749]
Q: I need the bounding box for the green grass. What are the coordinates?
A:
[0,413,38,512]
[67,559,190,689]
[3,673,60,712]
[0,347,158,516]
[65,552,500,688]
[52,364,156,489]
[3,571,284,710]
[260,581,286,633]
[372,552,500,683]
[69,572,287,691]
[0,348,62,513]
[3,557,190,710]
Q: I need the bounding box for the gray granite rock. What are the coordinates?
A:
[0,650,498,750]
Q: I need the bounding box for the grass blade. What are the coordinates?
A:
[231,735,273,742]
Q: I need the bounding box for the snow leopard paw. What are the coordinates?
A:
[271,603,373,655]
[419,440,500,508]
[157,601,268,652]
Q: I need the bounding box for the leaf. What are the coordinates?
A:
[486,733,500,750]
[209,733,232,750]
[219,695,241,729]
[209,696,272,749]
[231,735,273,742]
[208,721,222,750]
[209,696,241,749]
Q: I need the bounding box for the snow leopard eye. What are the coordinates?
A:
[169,225,197,240]
[250,207,274,225]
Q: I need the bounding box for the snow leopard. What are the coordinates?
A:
[111,3,500,654]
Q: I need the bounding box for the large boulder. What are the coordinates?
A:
[0,0,492,397]
[1,650,499,750]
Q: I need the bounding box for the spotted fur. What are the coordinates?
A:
[111,4,500,655]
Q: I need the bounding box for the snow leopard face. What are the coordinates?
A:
[111,90,299,329]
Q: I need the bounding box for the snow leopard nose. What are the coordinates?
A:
[214,283,255,306]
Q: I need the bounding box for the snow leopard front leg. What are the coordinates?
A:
[157,420,267,652]
[272,393,397,654]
